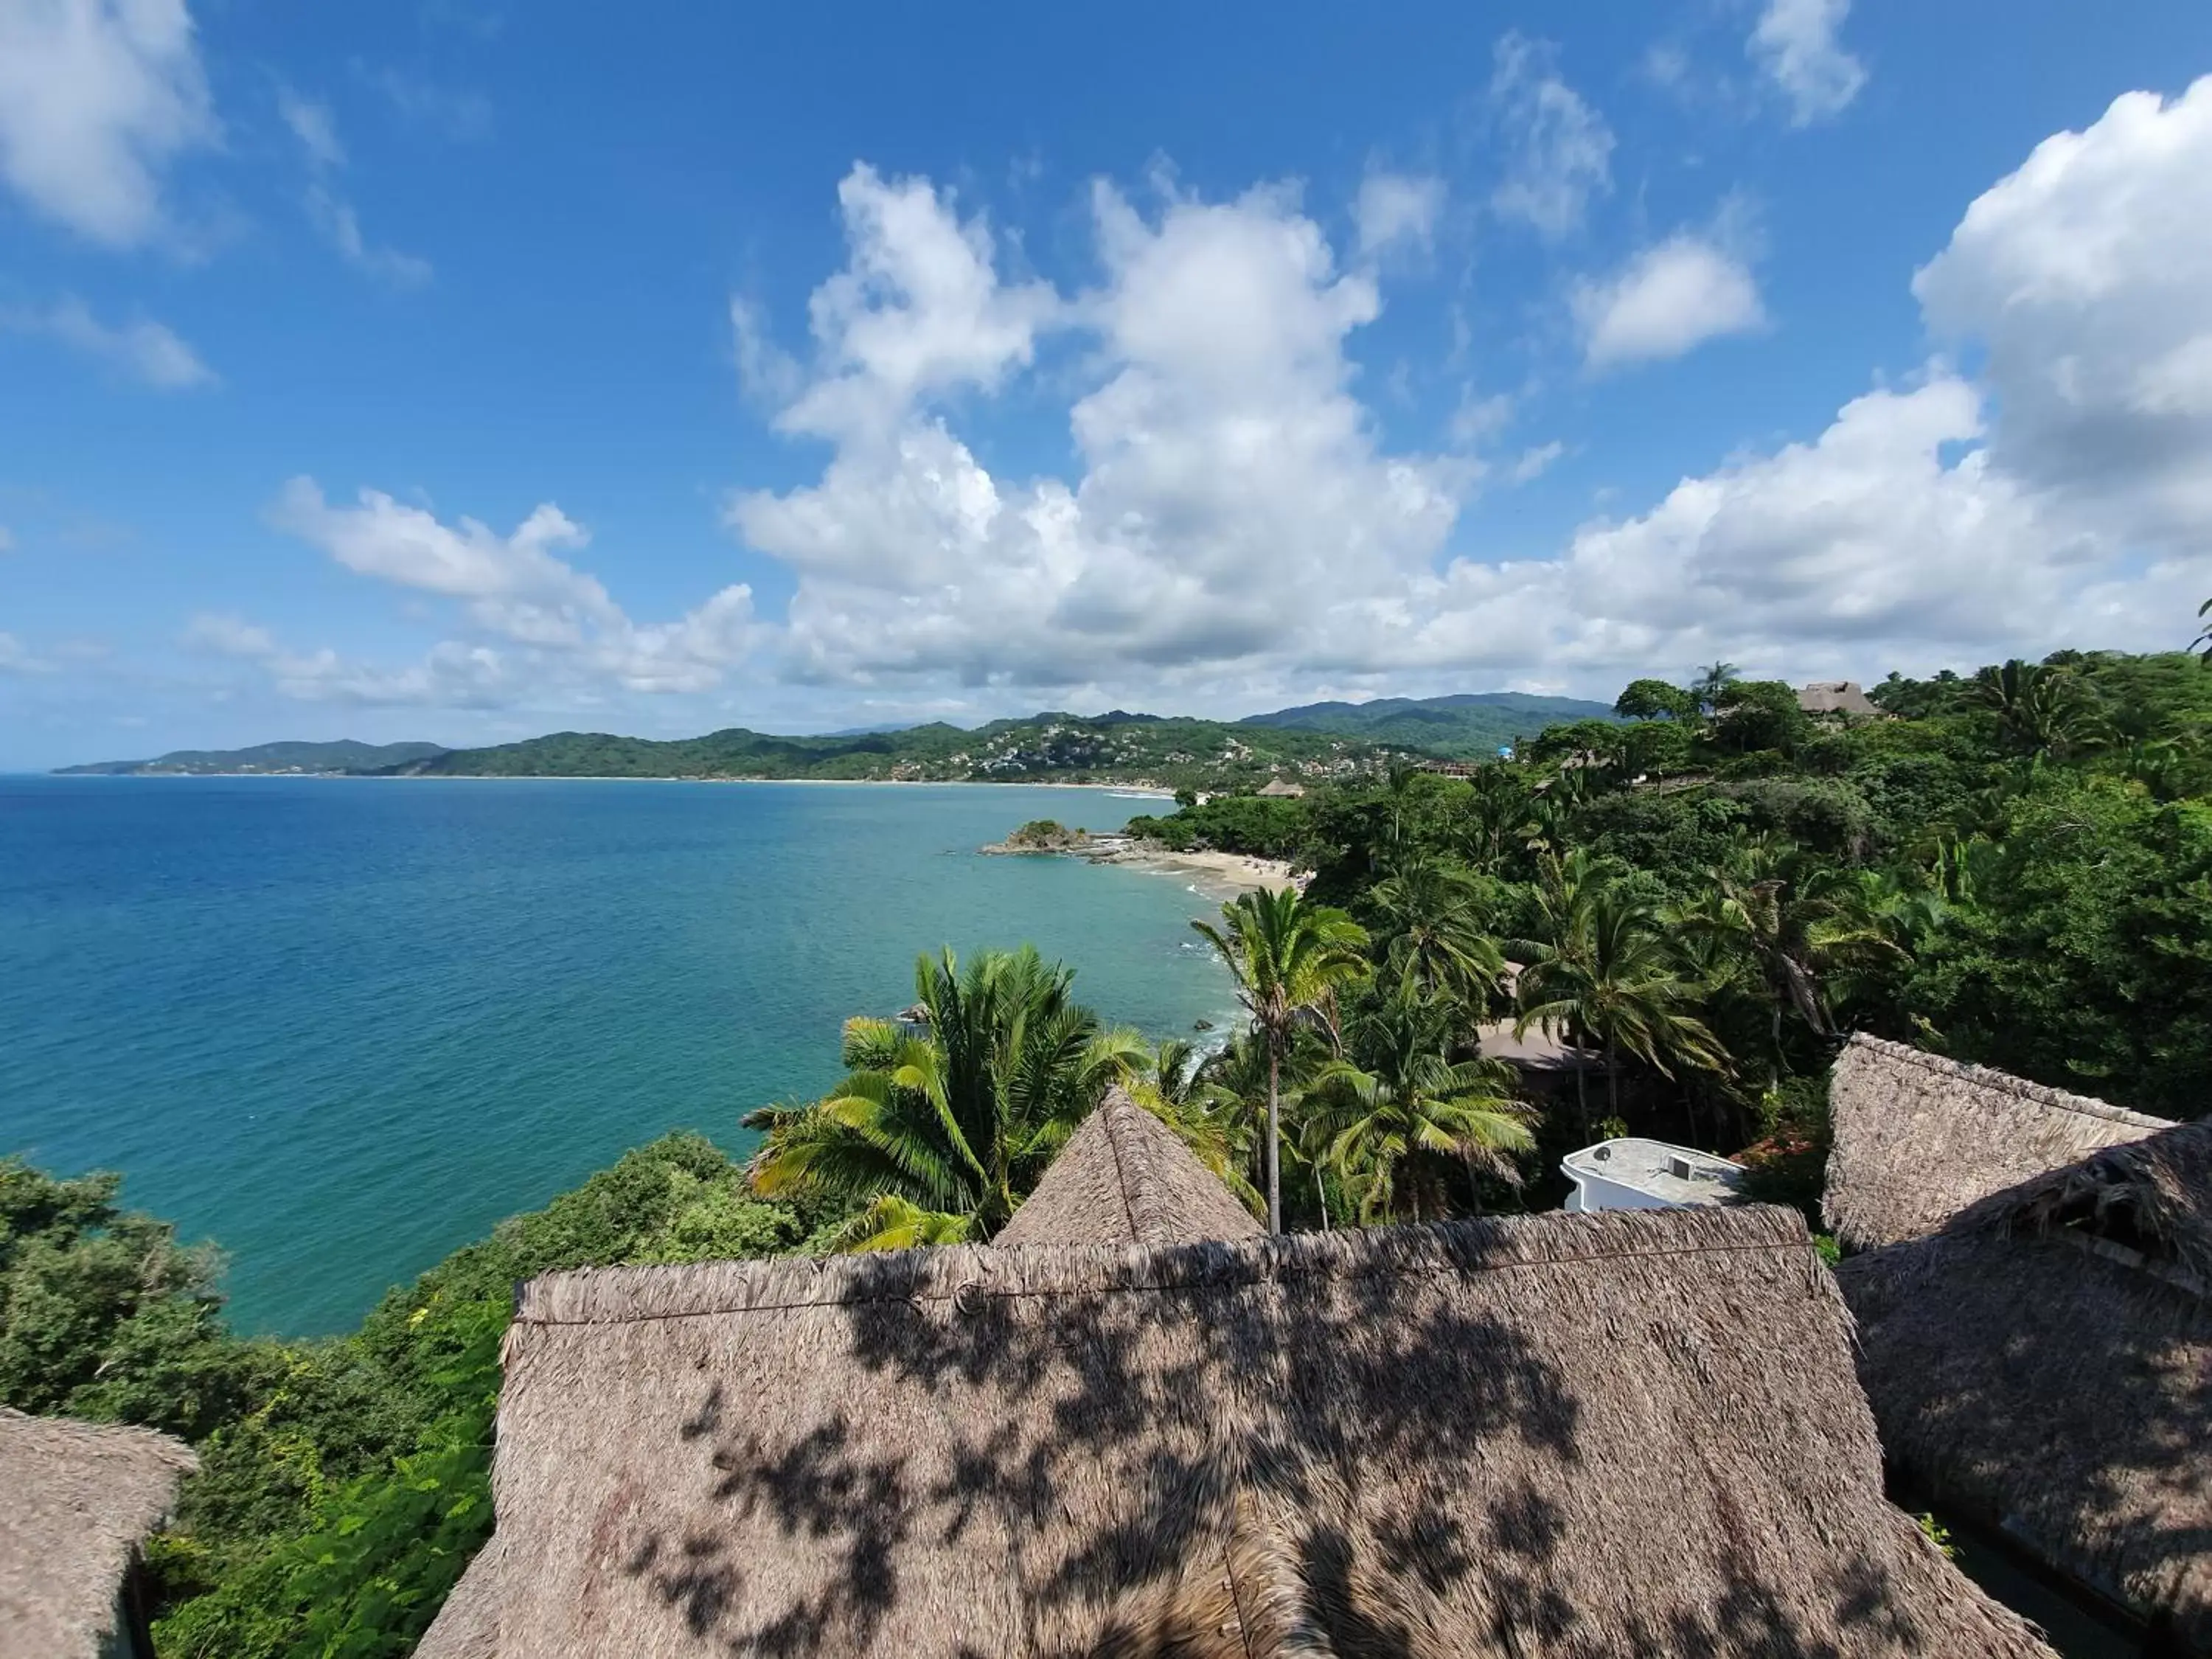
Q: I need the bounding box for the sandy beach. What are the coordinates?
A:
[1085,844,1298,895]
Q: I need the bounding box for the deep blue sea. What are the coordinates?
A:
[0,777,1237,1336]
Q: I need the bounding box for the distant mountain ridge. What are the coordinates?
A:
[1239,692,1618,756]
[56,740,448,776]
[56,692,1610,783]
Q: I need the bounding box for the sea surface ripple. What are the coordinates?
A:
[0,777,1234,1335]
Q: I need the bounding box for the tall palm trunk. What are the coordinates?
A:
[1605,1033,1620,1124]
[1573,1051,1590,1144]
[1266,1043,1282,1235]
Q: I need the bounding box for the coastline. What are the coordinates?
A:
[978,832,1296,897]
[46,772,1178,795]
[1093,845,1295,896]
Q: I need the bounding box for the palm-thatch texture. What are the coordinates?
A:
[1823,1033,2172,1251]
[420,1540,506,1659]
[418,1204,2049,1657]
[1840,1119,2212,1652]
[0,1406,198,1659]
[994,1086,1263,1249]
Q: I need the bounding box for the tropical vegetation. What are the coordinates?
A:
[10,641,2211,1653]
[740,945,1145,1248]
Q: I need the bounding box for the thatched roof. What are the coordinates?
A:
[1823,1034,2172,1251]
[1798,680,1879,717]
[0,1406,197,1659]
[420,1540,506,1659]
[994,1087,1262,1249]
[421,1204,2049,1656]
[1840,1119,2212,1649]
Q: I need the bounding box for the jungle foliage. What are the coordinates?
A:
[1,1138,822,1657]
[15,645,2210,1656]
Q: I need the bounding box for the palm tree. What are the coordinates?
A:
[1672,838,1902,1061]
[1966,659,2110,759]
[1191,888,1370,1234]
[1194,1026,1336,1223]
[1514,870,1727,1138]
[1455,764,1534,872]
[1366,855,1506,1014]
[742,945,1144,1248]
[1123,1038,1262,1214]
[1300,995,1533,1224]
[1691,661,1741,714]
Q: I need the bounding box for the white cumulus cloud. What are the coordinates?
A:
[773,163,1056,446]
[727,167,1463,690]
[1574,234,1766,369]
[1750,0,1867,126]
[189,611,512,706]
[0,0,215,246]
[221,88,2212,719]
[1914,76,2212,554]
[714,129,2208,707]
[263,481,758,700]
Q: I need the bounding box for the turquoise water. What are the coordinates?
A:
[0,777,1237,1335]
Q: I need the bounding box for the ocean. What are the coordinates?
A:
[0,776,1237,1335]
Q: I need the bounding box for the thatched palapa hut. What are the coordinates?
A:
[1823,1033,2173,1251]
[1797,681,1880,718]
[993,1085,1262,1249]
[1829,1037,2212,1649]
[0,1406,198,1659]
[420,1198,2047,1655]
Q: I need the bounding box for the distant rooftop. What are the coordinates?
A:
[1798,680,1879,717]
[1563,1138,1747,1211]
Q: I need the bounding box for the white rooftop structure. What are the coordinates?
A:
[1562,1138,1747,1213]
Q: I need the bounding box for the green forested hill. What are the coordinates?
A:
[1239,692,1619,756]
[57,740,448,776]
[392,712,1399,787]
[56,695,1614,785]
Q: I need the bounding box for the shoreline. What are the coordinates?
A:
[42,772,1178,796]
[978,834,1296,897]
[1089,845,1296,896]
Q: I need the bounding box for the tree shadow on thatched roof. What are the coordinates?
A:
[616,1241,1584,1652]
[1840,1119,2212,1649]
[485,1208,2056,1656]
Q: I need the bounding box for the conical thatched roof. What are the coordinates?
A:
[994,1087,1262,1249]
[1823,1034,2172,1251]
[420,1204,2048,1657]
[0,1406,197,1659]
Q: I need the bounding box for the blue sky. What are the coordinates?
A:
[3,1,2211,768]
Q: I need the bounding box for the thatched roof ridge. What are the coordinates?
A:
[992,1086,1262,1249]
[1841,1120,2212,1647]
[1957,1117,2212,1286]
[432,1203,2051,1657]
[0,1406,197,1659]
[513,1199,1813,1326]
[1823,1033,2171,1249]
